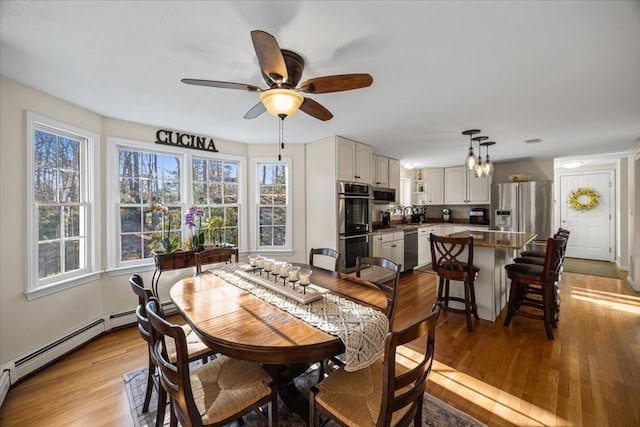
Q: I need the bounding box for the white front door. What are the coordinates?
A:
[559,171,614,261]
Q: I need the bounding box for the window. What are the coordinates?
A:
[117,148,182,262]
[254,159,291,251]
[399,177,411,206]
[26,112,99,298]
[192,158,239,247]
[107,138,246,270]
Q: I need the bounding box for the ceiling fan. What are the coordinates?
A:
[181,30,373,121]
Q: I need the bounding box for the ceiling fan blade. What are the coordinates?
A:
[251,30,288,85]
[181,79,261,92]
[243,102,266,119]
[299,98,333,121]
[299,73,373,94]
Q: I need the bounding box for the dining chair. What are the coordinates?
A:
[309,247,341,272]
[319,256,401,380]
[194,247,239,275]
[354,256,402,328]
[129,275,215,427]
[429,234,480,332]
[145,297,278,427]
[310,303,442,427]
[504,236,567,340]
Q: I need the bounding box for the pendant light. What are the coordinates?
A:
[471,136,488,177]
[462,129,481,170]
[481,141,496,176]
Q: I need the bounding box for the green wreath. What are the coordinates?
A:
[568,187,600,211]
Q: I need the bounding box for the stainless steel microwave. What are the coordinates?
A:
[373,187,396,204]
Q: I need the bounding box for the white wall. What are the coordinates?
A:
[492,157,554,183]
[0,76,105,363]
[0,76,308,371]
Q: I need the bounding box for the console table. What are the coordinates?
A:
[151,250,199,296]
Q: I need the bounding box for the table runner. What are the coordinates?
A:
[211,265,389,371]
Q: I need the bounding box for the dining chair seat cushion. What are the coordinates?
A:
[514,256,545,266]
[190,355,273,425]
[519,249,546,258]
[165,324,212,363]
[505,262,544,277]
[314,353,414,426]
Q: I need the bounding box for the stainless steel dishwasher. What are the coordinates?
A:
[403,227,418,272]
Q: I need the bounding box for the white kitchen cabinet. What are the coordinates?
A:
[388,158,400,193]
[425,168,444,205]
[417,226,431,266]
[372,154,389,187]
[444,166,491,205]
[336,137,373,183]
[372,231,403,281]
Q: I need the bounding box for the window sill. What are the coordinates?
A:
[25,271,103,301]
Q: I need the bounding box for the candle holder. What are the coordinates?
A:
[279,263,291,286]
[298,269,312,294]
[263,258,274,279]
[255,256,265,277]
[271,262,283,283]
[248,255,258,274]
[288,266,300,289]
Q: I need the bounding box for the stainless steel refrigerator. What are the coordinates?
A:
[490,180,554,243]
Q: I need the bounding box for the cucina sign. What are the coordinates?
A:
[155,129,218,153]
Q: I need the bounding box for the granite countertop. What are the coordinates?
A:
[447,230,537,250]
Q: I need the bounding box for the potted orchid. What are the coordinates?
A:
[184,206,206,251]
[148,203,180,253]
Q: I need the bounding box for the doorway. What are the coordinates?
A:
[559,171,614,261]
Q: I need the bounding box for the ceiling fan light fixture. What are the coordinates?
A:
[259,89,304,118]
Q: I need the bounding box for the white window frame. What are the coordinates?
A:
[106,137,247,273]
[251,157,292,254]
[25,112,100,300]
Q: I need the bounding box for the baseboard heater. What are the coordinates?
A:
[0,370,10,408]
[14,319,105,381]
[110,300,177,329]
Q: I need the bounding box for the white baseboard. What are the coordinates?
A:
[0,369,11,407]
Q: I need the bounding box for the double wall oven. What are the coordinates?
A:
[337,181,373,273]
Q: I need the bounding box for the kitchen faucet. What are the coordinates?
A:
[402,206,414,224]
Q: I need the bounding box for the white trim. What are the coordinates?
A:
[25,111,100,296]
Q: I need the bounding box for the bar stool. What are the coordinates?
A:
[504,236,567,340]
[429,234,480,332]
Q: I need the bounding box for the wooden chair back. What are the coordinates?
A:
[378,303,441,426]
[129,274,154,344]
[309,247,341,272]
[541,236,568,283]
[195,247,239,274]
[355,256,401,328]
[429,234,475,282]
[146,297,201,427]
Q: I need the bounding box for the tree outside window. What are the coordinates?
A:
[257,162,289,248]
[192,158,239,247]
[118,149,181,261]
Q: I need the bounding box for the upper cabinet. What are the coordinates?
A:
[337,137,373,183]
[414,168,444,205]
[444,166,491,205]
[372,154,389,187]
[388,158,400,193]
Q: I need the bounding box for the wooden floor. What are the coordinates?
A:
[1,269,639,426]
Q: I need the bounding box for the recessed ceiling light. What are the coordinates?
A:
[525,138,543,144]
[559,161,584,169]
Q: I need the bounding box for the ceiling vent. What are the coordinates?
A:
[525,138,543,144]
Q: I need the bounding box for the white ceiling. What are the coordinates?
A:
[1,1,639,169]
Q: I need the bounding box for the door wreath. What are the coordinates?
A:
[568,187,600,211]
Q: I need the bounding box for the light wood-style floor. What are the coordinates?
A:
[1,269,639,426]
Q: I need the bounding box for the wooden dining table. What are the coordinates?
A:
[169,262,393,421]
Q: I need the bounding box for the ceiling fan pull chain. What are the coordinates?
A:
[278,116,284,161]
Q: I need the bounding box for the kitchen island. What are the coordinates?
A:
[444,230,537,321]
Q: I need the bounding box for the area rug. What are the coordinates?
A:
[563,257,620,279]
[123,365,485,427]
